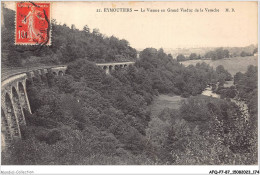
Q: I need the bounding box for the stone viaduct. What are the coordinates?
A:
[96,62,135,74]
[1,62,134,151]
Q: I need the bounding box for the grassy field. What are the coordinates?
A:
[149,94,185,118]
[181,56,258,76]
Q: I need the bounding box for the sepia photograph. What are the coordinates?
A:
[0,0,259,174]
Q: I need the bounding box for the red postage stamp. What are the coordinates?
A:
[15,2,51,45]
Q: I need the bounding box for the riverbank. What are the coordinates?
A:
[150,86,249,122]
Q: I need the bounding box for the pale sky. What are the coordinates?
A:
[3,1,258,49]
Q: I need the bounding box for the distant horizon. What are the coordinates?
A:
[136,43,258,51]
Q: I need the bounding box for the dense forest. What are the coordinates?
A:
[2,7,137,67]
[2,47,257,165]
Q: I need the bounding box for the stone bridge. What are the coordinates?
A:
[96,62,135,74]
[1,62,134,151]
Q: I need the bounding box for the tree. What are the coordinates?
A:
[216,65,232,81]
[176,54,186,61]
[189,53,198,60]
[93,28,100,36]
[71,24,76,30]
[215,48,225,59]
[240,51,251,57]
[83,25,90,33]
[223,49,229,58]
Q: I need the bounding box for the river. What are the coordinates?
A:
[201,85,250,122]
[150,86,221,118]
[201,86,220,98]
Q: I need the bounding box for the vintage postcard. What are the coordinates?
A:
[1,1,259,175]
